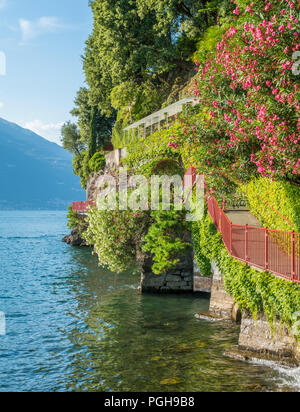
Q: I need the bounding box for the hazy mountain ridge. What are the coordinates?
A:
[0,118,84,210]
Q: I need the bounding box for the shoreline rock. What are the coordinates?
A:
[62,230,87,247]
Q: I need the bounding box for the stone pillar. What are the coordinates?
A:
[193,260,212,293]
[140,251,194,294]
[209,261,237,320]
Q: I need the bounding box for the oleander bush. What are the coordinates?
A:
[176,0,300,197]
[83,207,150,273]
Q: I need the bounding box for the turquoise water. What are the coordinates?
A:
[0,211,298,392]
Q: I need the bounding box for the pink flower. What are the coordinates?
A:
[279,25,285,33]
[233,6,239,15]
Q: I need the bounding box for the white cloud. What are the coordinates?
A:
[0,102,4,109]
[19,17,66,44]
[24,119,64,145]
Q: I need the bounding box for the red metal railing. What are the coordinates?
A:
[207,196,300,283]
[72,201,95,213]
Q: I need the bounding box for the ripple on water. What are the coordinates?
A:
[0,211,298,392]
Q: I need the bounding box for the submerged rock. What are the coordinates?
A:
[62,230,87,247]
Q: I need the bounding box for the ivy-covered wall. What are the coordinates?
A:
[244,178,300,232]
[194,213,300,334]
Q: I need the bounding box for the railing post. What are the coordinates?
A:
[245,224,248,263]
[265,228,269,271]
[291,231,295,282]
[230,222,233,255]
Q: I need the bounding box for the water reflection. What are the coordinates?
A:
[62,250,282,392]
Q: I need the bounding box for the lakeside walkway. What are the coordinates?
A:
[225,209,262,227]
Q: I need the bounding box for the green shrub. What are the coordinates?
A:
[72,151,91,189]
[67,205,88,234]
[83,207,150,273]
[142,209,192,275]
[244,178,300,232]
[124,123,182,172]
[89,152,106,173]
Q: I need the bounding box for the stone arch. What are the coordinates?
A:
[151,158,184,177]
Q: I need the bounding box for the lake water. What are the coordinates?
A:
[0,211,299,392]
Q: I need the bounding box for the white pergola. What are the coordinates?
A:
[123,97,198,145]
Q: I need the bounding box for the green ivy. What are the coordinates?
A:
[191,222,212,277]
[195,213,300,333]
[244,178,300,232]
[124,123,182,172]
[142,209,192,275]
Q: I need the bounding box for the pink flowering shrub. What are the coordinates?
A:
[181,0,300,194]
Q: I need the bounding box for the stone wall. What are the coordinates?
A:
[140,252,193,293]
[86,172,101,201]
[239,312,300,361]
[209,262,237,320]
[193,260,212,293]
[105,148,127,170]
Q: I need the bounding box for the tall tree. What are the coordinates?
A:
[71,87,116,149]
[88,106,98,158]
[61,122,85,156]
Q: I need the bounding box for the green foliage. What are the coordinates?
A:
[67,205,88,234]
[83,208,150,273]
[143,209,192,275]
[88,106,98,158]
[191,222,212,276]
[196,213,300,330]
[84,0,178,117]
[111,81,168,147]
[89,152,106,174]
[84,0,233,145]
[125,123,182,173]
[71,87,116,149]
[137,0,234,39]
[245,178,300,232]
[72,151,91,189]
[193,24,230,63]
[61,121,86,155]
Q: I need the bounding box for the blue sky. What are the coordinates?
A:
[0,0,92,144]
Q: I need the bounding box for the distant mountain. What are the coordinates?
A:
[0,117,85,210]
